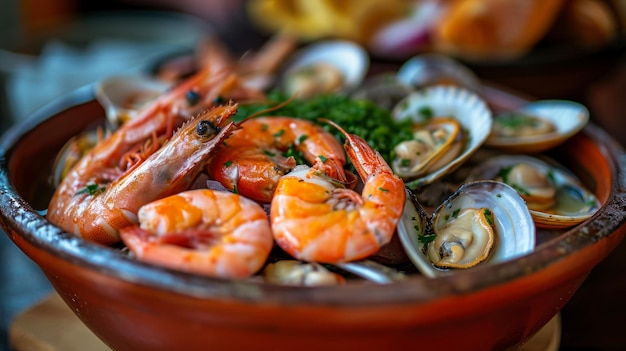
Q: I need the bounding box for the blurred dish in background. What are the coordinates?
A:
[247,0,625,62]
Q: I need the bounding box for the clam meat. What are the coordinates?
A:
[466,155,600,229]
[393,117,464,179]
[398,181,536,277]
[485,100,589,153]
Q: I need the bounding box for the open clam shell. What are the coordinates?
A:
[466,155,600,229]
[396,53,482,92]
[485,100,590,153]
[350,73,414,110]
[398,181,536,277]
[391,85,492,188]
[278,40,369,98]
[95,75,171,129]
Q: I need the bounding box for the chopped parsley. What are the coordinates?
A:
[483,208,494,226]
[273,129,285,138]
[418,233,437,244]
[511,184,531,196]
[451,208,460,218]
[495,112,538,128]
[378,187,389,192]
[75,183,106,196]
[224,160,233,167]
[418,106,434,119]
[496,165,513,183]
[318,155,328,163]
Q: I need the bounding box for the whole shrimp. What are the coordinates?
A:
[47,103,242,245]
[208,116,348,203]
[270,119,406,263]
[119,189,273,279]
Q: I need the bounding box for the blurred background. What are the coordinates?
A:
[0,0,625,350]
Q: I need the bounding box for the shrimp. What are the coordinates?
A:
[208,116,348,203]
[47,103,242,245]
[270,120,406,263]
[119,189,273,279]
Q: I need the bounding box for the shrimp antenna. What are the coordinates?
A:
[238,93,298,124]
[318,118,348,137]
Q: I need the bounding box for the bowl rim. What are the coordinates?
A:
[1,84,626,306]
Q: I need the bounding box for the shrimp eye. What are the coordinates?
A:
[196,120,219,138]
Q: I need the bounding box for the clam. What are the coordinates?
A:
[485,100,590,153]
[95,75,171,129]
[278,40,369,98]
[263,259,405,285]
[466,155,600,229]
[391,85,492,187]
[350,73,414,110]
[396,53,481,92]
[263,260,345,286]
[51,127,107,188]
[398,181,536,277]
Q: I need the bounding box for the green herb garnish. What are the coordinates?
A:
[418,106,434,119]
[483,208,494,226]
[418,233,437,245]
[75,183,106,196]
[224,160,233,167]
[511,184,531,196]
[318,155,328,163]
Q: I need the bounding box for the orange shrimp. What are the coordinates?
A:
[270,120,406,263]
[119,189,273,279]
[208,116,348,203]
[47,103,242,245]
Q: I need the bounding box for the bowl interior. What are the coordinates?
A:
[1,84,625,305]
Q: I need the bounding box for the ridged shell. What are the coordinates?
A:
[466,155,600,229]
[391,85,493,187]
[485,100,589,153]
[398,181,536,277]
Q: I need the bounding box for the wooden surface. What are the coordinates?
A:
[9,292,560,351]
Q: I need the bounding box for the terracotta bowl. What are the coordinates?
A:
[1,84,626,351]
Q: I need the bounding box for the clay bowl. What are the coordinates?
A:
[1,84,626,351]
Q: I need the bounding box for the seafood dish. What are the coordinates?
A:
[2,33,625,351]
[42,36,604,284]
